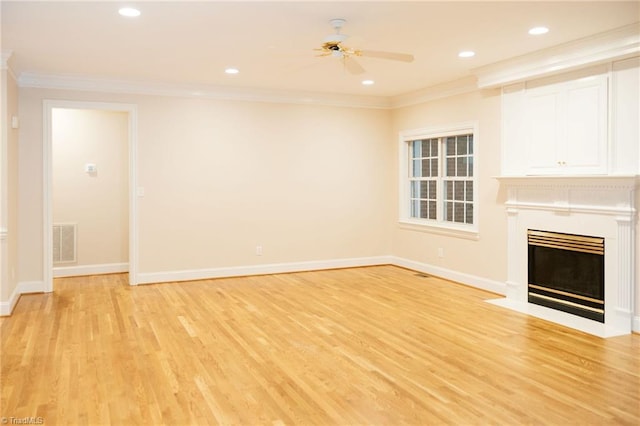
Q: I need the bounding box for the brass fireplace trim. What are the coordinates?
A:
[527,230,604,255]
[529,283,604,305]
[528,293,605,314]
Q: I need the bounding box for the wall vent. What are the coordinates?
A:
[53,223,76,264]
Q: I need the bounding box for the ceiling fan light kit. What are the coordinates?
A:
[316,18,414,75]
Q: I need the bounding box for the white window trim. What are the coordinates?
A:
[398,121,480,240]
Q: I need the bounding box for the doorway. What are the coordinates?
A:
[43,101,138,291]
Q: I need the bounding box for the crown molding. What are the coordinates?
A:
[390,76,479,108]
[18,71,490,111]
[18,71,487,110]
[473,23,640,88]
[18,72,393,110]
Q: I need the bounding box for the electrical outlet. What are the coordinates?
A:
[256,245,263,256]
[438,248,444,258]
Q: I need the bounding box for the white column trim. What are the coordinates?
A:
[614,215,634,315]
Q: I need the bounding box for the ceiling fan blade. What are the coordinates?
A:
[358,50,414,62]
[344,57,365,75]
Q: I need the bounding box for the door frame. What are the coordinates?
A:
[43,100,138,291]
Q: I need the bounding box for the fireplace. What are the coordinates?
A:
[492,176,636,337]
[527,230,604,323]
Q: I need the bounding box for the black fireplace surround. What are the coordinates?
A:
[528,230,605,323]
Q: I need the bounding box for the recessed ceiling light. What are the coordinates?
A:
[529,26,549,35]
[225,68,239,75]
[458,51,475,58]
[118,7,141,17]
[362,79,375,86]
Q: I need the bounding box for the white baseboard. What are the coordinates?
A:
[137,256,394,285]
[136,255,507,297]
[0,281,45,316]
[2,256,503,315]
[389,256,507,296]
[634,316,640,333]
[0,286,20,316]
[53,262,129,278]
[7,258,632,332]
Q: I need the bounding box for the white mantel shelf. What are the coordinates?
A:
[495,175,639,186]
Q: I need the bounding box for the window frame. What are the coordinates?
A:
[398,122,479,240]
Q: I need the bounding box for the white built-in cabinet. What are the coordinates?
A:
[525,75,607,174]
[501,58,639,176]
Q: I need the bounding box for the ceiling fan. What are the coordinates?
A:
[315,18,414,75]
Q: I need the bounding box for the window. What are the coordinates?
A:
[443,134,474,224]
[400,124,478,238]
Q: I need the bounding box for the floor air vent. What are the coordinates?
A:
[53,223,76,264]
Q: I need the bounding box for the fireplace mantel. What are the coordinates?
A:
[495,175,638,189]
[496,175,637,215]
[492,175,638,337]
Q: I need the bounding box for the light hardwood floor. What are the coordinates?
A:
[1,266,638,425]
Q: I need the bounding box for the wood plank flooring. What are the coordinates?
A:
[1,266,638,425]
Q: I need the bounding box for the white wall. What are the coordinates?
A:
[136,97,393,275]
[52,108,129,268]
[18,89,394,283]
[390,89,508,287]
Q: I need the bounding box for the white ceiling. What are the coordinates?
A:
[2,1,639,98]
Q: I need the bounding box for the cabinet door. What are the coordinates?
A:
[525,89,562,174]
[564,76,608,174]
[524,74,608,175]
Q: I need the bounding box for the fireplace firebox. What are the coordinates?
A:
[527,230,605,323]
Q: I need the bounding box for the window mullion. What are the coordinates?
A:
[437,136,444,223]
